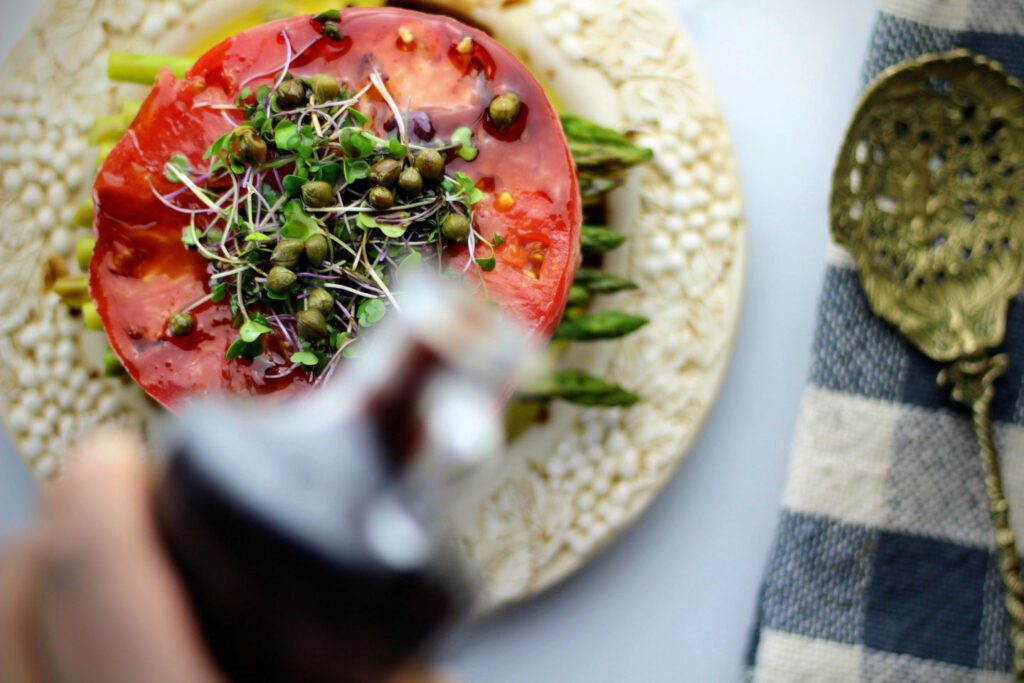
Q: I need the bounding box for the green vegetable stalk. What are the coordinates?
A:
[561,115,654,204]
[554,312,649,342]
[574,268,639,295]
[107,53,194,84]
[581,225,628,255]
[518,370,640,407]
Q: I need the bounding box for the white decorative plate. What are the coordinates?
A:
[0,0,745,608]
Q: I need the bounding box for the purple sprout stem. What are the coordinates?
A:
[265,364,300,381]
[296,272,342,281]
[268,312,301,352]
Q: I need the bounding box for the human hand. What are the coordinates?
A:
[0,431,224,683]
[0,430,452,683]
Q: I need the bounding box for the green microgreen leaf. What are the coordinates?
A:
[283,174,306,197]
[245,232,272,243]
[396,251,423,280]
[388,137,407,159]
[452,127,478,161]
[453,172,484,205]
[318,162,342,186]
[274,120,300,151]
[280,200,319,241]
[343,159,370,184]
[340,127,374,158]
[356,213,379,230]
[264,286,291,301]
[253,110,271,135]
[298,124,316,158]
[357,298,387,328]
[226,338,263,361]
[164,153,191,183]
[290,351,320,367]
[493,234,505,247]
[378,223,407,239]
[261,186,281,207]
[239,319,272,343]
[203,131,232,162]
[348,109,370,126]
[475,254,497,272]
[331,331,350,349]
[211,282,228,302]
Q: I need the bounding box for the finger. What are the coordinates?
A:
[37,430,223,683]
[0,541,43,683]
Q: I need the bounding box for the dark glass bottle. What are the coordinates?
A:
[155,279,524,683]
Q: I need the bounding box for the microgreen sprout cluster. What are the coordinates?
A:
[155,33,502,383]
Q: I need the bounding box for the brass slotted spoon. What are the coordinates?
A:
[830,50,1024,678]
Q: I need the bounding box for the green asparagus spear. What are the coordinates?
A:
[574,268,639,294]
[554,312,648,341]
[518,369,640,407]
[581,225,628,255]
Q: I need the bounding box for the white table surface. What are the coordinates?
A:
[0,1,878,680]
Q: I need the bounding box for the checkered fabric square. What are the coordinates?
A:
[746,2,1024,681]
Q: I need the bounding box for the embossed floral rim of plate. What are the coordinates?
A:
[0,0,745,608]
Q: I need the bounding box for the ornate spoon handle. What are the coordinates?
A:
[941,355,1024,680]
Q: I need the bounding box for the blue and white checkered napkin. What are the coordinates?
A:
[746,2,1024,681]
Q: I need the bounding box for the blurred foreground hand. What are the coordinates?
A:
[0,431,446,683]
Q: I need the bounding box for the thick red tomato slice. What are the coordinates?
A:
[91,8,581,410]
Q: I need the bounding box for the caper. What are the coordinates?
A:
[307,288,335,315]
[489,93,521,131]
[398,167,423,194]
[275,79,307,109]
[168,312,196,337]
[322,21,343,41]
[297,308,328,340]
[267,266,297,293]
[305,233,329,267]
[415,149,446,182]
[369,158,402,187]
[236,128,268,165]
[302,180,335,208]
[313,9,340,22]
[310,74,340,103]
[271,239,305,269]
[442,213,471,243]
[368,186,395,209]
